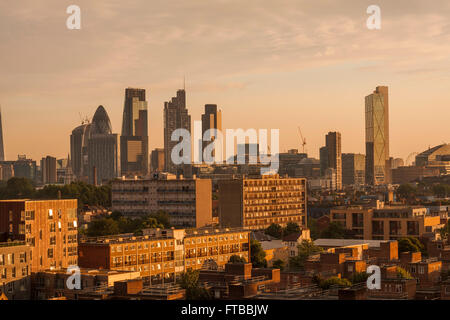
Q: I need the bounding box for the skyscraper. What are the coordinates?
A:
[120,88,149,177]
[88,105,120,185]
[0,108,4,161]
[325,132,342,190]
[70,121,91,180]
[365,86,390,185]
[40,156,57,184]
[164,89,191,174]
[342,153,366,186]
[201,104,222,160]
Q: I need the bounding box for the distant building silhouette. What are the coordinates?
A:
[70,121,91,181]
[40,156,57,184]
[164,89,191,174]
[88,105,120,185]
[120,88,149,177]
[201,104,222,160]
[150,148,165,173]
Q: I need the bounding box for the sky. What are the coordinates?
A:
[0,0,449,163]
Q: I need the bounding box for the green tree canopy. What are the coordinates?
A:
[1,177,35,198]
[396,184,417,200]
[179,269,211,300]
[265,223,283,239]
[87,218,120,237]
[282,222,301,237]
[272,259,285,271]
[289,240,323,271]
[320,222,354,239]
[250,240,267,268]
[398,237,422,253]
[315,276,352,290]
[228,255,247,264]
[396,267,413,279]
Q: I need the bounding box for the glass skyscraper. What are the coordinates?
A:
[120,88,149,177]
[365,86,390,185]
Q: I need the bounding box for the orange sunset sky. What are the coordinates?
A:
[0,0,449,163]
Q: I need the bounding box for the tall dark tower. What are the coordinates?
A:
[164,89,191,174]
[120,88,149,177]
[0,107,5,161]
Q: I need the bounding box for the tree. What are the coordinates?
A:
[179,269,211,300]
[149,210,171,228]
[289,240,323,271]
[307,218,320,240]
[315,276,352,290]
[2,177,35,198]
[228,255,247,264]
[432,184,450,198]
[110,211,123,220]
[87,218,120,237]
[265,223,283,239]
[272,259,285,271]
[396,184,417,201]
[250,240,267,268]
[320,222,354,239]
[396,267,413,279]
[351,272,369,284]
[282,222,301,237]
[398,237,421,253]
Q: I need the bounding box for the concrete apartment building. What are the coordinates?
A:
[0,242,32,299]
[78,228,250,286]
[330,204,442,240]
[218,174,307,230]
[0,199,78,272]
[111,176,212,228]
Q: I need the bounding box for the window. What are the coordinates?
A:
[12,267,16,278]
[48,209,53,219]
[1,268,6,279]
[419,266,425,274]
[0,254,4,266]
[7,253,14,265]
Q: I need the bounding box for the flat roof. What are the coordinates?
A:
[314,239,391,248]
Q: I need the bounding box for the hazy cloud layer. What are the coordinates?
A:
[0,0,449,160]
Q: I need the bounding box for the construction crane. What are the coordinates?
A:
[297,127,307,154]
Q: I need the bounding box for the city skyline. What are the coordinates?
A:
[1,0,449,162]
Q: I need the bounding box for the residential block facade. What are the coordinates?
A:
[218,175,307,230]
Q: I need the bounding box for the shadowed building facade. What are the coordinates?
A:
[88,106,120,185]
[164,89,191,175]
[201,104,222,160]
[365,86,390,186]
[70,122,91,181]
[120,88,149,178]
[342,153,365,186]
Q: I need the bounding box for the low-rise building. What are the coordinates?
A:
[78,228,250,286]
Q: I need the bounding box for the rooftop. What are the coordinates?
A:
[314,239,392,248]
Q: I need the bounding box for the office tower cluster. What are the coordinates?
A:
[70,105,120,185]
[70,88,149,185]
[318,132,342,190]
